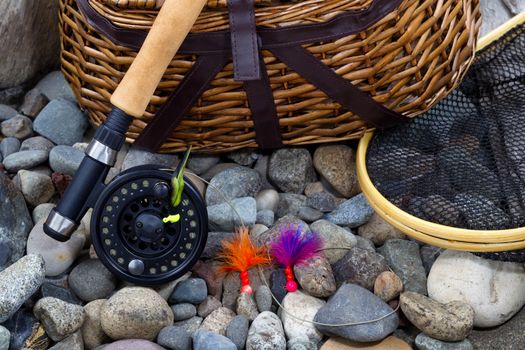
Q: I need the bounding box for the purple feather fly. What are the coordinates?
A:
[269,225,323,267]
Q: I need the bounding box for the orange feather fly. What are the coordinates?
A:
[216,226,271,274]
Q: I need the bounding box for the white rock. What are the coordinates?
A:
[428,250,525,327]
[246,311,286,350]
[280,290,325,344]
[256,189,280,212]
[26,219,85,277]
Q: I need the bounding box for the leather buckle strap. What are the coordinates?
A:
[227,0,261,81]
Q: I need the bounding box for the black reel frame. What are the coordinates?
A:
[44,108,208,285]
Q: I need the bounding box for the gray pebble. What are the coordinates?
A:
[169,278,208,304]
[226,315,249,350]
[193,329,237,350]
[33,297,85,342]
[121,147,179,171]
[3,150,48,172]
[188,155,220,175]
[276,193,307,218]
[0,137,20,159]
[68,259,117,302]
[18,170,55,206]
[205,167,262,206]
[236,292,259,321]
[268,148,316,194]
[171,303,197,322]
[287,337,317,350]
[19,88,49,118]
[20,136,54,153]
[306,191,336,212]
[256,209,275,227]
[0,325,9,350]
[255,285,273,313]
[207,197,257,231]
[416,333,474,350]
[198,296,222,318]
[0,115,32,139]
[157,325,192,350]
[173,316,203,336]
[324,193,374,227]
[0,105,17,121]
[34,71,76,102]
[32,203,56,223]
[297,206,324,223]
[49,145,84,176]
[227,149,261,167]
[40,283,80,305]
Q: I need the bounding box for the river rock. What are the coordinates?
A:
[281,291,325,343]
[236,292,259,321]
[0,255,45,322]
[26,219,85,276]
[49,330,83,350]
[3,150,48,172]
[428,250,525,327]
[20,88,49,118]
[205,167,262,206]
[40,283,80,305]
[174,317,203,336]
[294,255,336,297]
[314,284,399,342]
[332,248,390,290]
[256,189,280,211]
[49,145,84,176]
[0,326,9,350]
[1,115,32,139]
[400,292,474,341]
[34,297,85,341]
[32,203,55,223]
[170,278,208,305]
[246,311,286,350]
[256,209,275,227]
[171,303,197,322]
[100,287,173,340]
[415,333,474,350]
[1,307,37,350]
[269,148,316,194]
[298,206,324,222]
[0,137,20,159]
[378,239,427,295]
[194,329,236,350]
[313,145,359,197]
[374,271,403,302]
[18,170,55,206]
[420,245,443,275]
[306,191,337,213]
[191,260,223,299]
[309,220,357,264]
[253,215,309,247]
[270,269,288,304]
[198,296,222,318]
[320,336,412,350]
[200,307,236,336]
[226,315,249,350]
[207,197,257,231]
[101,339,166,350]
[121,147,178,171]
[188,155,220,175]
[325,194,374,227]
[157,325,192,350]
[276,193,308,218]
[34,71,75,101]
[82,299,110,350]
[69,259,117,302]
[358,213,406,245]
[0,105,17,121]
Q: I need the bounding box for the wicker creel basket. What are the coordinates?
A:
[59,0,481,153]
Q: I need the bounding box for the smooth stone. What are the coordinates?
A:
[69,259,117,302]
[287,337,317,350]
[374,271,403,302]
[227,149,261,166]
[250,224,269,238]
[420,245,444,275]
[205,167,262,206]
[0,326,9,350]
[193,329,236,350]
[100,287,174,340]
[358,213,406,246]
[274,194,306,219]
[0,255,45,322]
[320,336,412,350]
[26,219,85,277]
[246,311,286,350]
[19,88,49,118]
[332,248,389,290]
[18,170,55,206]
[400,292,474,341]
[415,333,474,350]
[121,147,179,171]
[207,197,257,231]
[355,235,376,252]
[200,307,236,336]
[0,105,17,121]
[252,215,310,247]
[428,250,525,327]
[0,137,20,159]
[313,145,359,198]
[191,260,223,300]
[1,307,37,350]
[35,71,76,102]
[222,269,272,310]
[0,172,32,270]
[3,150,48,172]
[198,296,222,318]
[281,291,325,343]
[378,239,427,295]
[324,194,374,227]
[187,155,220,175]
[170,278,208,305]
[269,148,316,194]
[314,284,399,342]
[202,231,235,259]
[236,292,259,321]
[256,189,280,212]
[100,339,166,350]
[173,316,203,336]
[256,209,275,227]
[201,163,240,182]
[294,255,337,298]
[253,155,276,190]
[309,220,357,264]
[0,115,32,139]
[48,330,83,350]
[49,145,84,176]
[271,269,288,304]
[82,299,110,350]
[297,206,325,223]
[171,303,197,322]
[32,203,56,224]
[226,315,249,350]
[40,283,80,305]
[157,325,192,350]
[255,285,273,313]
[33,297,85,342]
[306,191,337,213]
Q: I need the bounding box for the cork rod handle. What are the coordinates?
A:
[111,0,207,117]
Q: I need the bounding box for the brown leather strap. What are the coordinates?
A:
[134,53,230,150]
[270,45,409,128]
[244,54,283,149]
[227,0,260,81]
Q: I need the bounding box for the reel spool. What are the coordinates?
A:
[91,165,207,285]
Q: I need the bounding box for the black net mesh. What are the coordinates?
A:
[366,23,525,262]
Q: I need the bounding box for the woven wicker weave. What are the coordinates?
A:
[59,0,481,153]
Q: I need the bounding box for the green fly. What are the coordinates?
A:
[163,146,192,224]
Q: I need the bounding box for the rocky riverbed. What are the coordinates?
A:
[1,71,525,350]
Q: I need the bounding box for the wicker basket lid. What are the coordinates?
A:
[98,0,271,9]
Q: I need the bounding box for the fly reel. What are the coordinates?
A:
[91,165,207,285]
